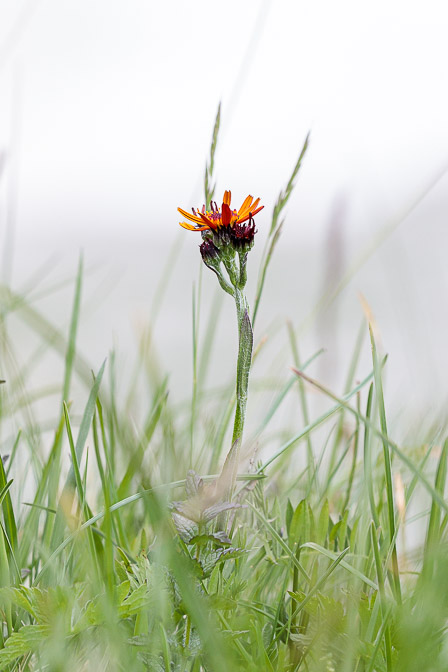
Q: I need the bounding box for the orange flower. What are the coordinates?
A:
[178,190,263,232]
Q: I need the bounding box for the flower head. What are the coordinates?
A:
[178,190,263,234]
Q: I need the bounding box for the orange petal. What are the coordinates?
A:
[223,190,231,206]
[221,203,232,226]
[179,221,209,231]
[238,195,253,216]
[198,212,216,229]
[239,197,260,219]
[177,207,204,224]
[239,205,264,223]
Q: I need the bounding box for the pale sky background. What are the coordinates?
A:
[0,0,447,249]
[0,0,448,434]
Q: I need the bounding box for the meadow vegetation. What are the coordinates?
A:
[0,107,446,671]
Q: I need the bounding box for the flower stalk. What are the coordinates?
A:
[229,289,253,481]
[178,190,263,494]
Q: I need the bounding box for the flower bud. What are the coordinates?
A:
[229,215,257,253]
[200,238,221,263]
[199,238,234,297]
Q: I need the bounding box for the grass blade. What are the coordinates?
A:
[369,324,401,603]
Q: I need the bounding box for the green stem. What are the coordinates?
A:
[226,287,253,493]
[238,252,248,288]
[204,262,234,297]
[213,251,254,500]
[232,289,247,442]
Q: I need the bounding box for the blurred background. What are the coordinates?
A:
[0,0,448,439]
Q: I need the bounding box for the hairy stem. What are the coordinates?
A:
[226,287,253,493]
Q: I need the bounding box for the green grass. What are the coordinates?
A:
[0,112,447,671]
